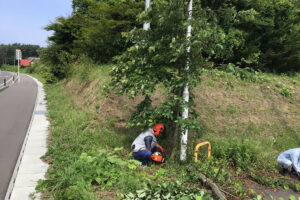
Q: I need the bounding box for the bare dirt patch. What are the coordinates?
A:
[95,190,117,200]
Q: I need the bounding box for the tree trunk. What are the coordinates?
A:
[180,0,192,161]
[170,107,180,160]
[198,172,227,200]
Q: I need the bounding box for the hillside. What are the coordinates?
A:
[65,65,299,158]
[39,64,299,199]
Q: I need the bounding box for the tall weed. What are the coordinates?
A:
[211,137,261,170]
[37,84,145,199]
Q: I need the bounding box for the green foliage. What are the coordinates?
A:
[201,0,300,72]
[25,65,35,74]
[69,55,98,81]
[111,0,228,132]
[76,0,144,62]
[37,148,142,199]
[44,0,143,64]
[36,83,149,199]
[39,0,143,79]
[28,62,58,83]
[0,64,19,72]
[119,181,213,200]
[222,64,264,82]
[41,0,300,81]
[38,45,73,79]
[289,195,300,200]
[211,137,260,170]
[280,88,292,97]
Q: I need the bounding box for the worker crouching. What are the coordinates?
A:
[131,123,165,166]
[277,148,300,177]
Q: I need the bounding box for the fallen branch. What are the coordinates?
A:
[198,172,227,200]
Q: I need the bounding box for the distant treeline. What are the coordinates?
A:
[40,0,300,80]
[0,44,40,66]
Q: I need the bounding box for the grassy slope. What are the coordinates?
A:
[2,63,300,199]
[64,65,300,194]
[196,70,300,169]
[66,65,299,165]
[38,65,215,200]
[17,62,297,199]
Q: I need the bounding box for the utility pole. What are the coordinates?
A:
[16,49,21,83]
[180,0,193,161]
[143,0,150,30]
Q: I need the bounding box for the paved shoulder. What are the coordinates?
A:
[0,74,49,200]
[0,74,37,200]
[7,75,49,200]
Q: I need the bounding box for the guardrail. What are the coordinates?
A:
[0,73,18,91]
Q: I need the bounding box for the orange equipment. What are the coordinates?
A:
[151,152,165,163]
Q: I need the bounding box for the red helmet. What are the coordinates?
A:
[152,123,164,136]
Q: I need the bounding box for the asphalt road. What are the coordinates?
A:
[0,74,37,200]
[0,71,13,85]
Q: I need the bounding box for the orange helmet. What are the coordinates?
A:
[152,123,164,136]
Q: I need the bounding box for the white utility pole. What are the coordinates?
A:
[180,0,193,161]
[144,0,151,30]
[16,49,21,83]
[18,59,20,82]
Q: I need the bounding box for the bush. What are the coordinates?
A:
[31,62,58,83]
[37,148,142,200]
[25,65,34,74]
[211,137,260,170]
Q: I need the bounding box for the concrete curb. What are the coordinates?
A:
[4,75,49,200]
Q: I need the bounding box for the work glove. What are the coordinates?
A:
[160,147,164,153]
[150,154,154,160]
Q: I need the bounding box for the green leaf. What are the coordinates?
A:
[95,177,101,184]
[289,195,296,200]
[283,185,289,190]
[196,196,202,200]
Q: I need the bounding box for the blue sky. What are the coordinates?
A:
[0,0,72,47]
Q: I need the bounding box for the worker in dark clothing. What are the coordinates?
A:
[131,123,164,166]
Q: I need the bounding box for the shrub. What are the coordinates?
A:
[25,65,34,74]
[211,137,260,170]
[37,148,142,200]
[280,88,292,97]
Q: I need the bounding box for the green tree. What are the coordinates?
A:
[201,0,300,72]
[74,0,144,62]
[43,0,143,79]
[111,0,233,159]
